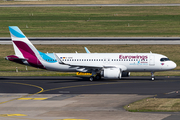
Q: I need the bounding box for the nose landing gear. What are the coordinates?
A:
[151,72,155,81]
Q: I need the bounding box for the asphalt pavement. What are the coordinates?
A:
[1,76,180,97]
[0,76,180,120]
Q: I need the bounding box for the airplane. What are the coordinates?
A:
[5,26,177,81]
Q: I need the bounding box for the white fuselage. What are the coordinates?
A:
[40,53,176,72]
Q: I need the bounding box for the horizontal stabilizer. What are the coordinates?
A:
[5,55,27,61]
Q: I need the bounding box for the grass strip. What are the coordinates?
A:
[1,7,180,37]
[1,0,180,4]
[0,71,76,77]
[124,98,180,112]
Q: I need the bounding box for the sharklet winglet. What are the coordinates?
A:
[84,47,91,53]
[54,53,64,64]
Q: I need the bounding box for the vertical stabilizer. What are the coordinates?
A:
[8,26,45,69]
[9,26,38,57]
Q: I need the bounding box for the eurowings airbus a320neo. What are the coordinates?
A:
[6,26,177,81]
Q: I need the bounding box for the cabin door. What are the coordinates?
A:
[149,55,155,66]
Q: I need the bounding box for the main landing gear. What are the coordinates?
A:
[90,76,94,81]
[89,73,101,81]
[151,72,155,81]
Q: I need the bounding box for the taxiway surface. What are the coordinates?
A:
[0,76,180,97]
[0,76,180,120]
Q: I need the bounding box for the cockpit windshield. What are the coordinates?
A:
[160,58,170,62]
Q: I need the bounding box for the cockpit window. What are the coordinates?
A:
[160,58,170,62]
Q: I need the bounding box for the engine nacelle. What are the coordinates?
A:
[101,68,121,79]
[122,72,130,77]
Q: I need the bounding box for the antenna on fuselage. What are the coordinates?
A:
[150,51,152,53]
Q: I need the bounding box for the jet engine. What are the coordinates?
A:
[122,72,130,77]
[101,68,121,79]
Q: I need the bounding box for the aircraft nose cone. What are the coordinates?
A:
[171,62,177,69]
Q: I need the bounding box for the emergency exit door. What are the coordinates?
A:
[149,55,155,66]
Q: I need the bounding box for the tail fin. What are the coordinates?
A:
[9,26,38,57]
[8,26,45,69]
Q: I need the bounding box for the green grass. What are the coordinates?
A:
[0,71,76,76]
[1,0,180,4]
[124,98,180,112]
[1,7,180,37]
